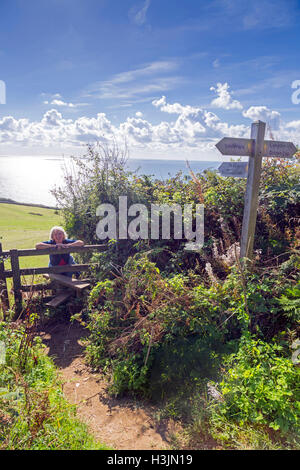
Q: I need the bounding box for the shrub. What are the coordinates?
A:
[85,254,245,397]
[53,143,300,448]
[211,335,300,434]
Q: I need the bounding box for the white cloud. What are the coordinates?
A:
[0,110,117,148]
[241,0,294,30]
[152,95,200,115]
[278,119,300,145]
[213,0,295,31]
[42,93,88,109]
[50,99,88,108]
[242,106,281,130]
[41,109,63,126]
[110,61,177,85]
[1,86,299,156]
[129,0,151,26]
[87,61,181,101]
[0,98,247,152]
[285,120,300,130]
[0,116,29,133]
[51,99,75,107]
[210,83,243,110]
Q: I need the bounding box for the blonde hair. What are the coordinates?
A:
[49,226,67,240]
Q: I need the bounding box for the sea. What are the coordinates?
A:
[0,156,220,207]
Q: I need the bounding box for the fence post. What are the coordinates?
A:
[10,249,22,318]
[0,243,10,318]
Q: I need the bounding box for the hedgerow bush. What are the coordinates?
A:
[85,254,235,395]
[53,144,300,272]
[54,144,299,445]
[84,253,299,400]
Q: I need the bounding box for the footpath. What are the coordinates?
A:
[37,318,180,450]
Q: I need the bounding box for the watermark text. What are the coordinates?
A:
[291,80,300,105]
[96,197,204,251]
[0,341,5,364]
[0,80,6,104]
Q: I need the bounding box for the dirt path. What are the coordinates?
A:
[37,317,181,450]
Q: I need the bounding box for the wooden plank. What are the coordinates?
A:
[240,120,266,259]
[10,249,22,317]
[16,244,106,257]
[47,273,90,291]
[43,274,90,283]
[263,140,297,158]
[4,263,93,278]
[0,243,9,315]
[20,282,55,292]
[218,162,248,178]
[215,137,254,156]
[45,291,73,308]
[20,264,91,275]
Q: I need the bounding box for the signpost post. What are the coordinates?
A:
[216,120,297,260]
[240,121,265,259]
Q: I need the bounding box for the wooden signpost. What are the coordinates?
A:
[218,162,248,178]
[216,137,254,156]
[216,120,297,260]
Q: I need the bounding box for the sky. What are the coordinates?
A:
[0,0,300,160]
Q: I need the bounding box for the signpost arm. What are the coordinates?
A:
[240,120,266,259]
[215,121,295,261]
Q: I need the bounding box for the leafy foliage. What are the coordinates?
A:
[0,322,108,450]
[53,144,300,446]
[212,335,299,433]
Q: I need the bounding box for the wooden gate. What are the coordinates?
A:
[0,243,105,318]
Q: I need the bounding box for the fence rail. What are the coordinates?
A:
[4,264,92,278]
[0,243,106,318]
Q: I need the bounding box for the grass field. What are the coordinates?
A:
[0,202,62,269]
[1,203,63,307]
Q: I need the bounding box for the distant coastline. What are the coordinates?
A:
[0,197,57,210]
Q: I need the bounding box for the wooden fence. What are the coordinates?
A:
[0,243,106,318]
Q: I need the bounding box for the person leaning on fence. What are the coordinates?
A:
[35,226,84,278]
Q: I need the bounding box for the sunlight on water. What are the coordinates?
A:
[0,156,219,206]
[0,156,66,206]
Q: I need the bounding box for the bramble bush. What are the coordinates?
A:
[84,253,299,403]
[85,254,237,396]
